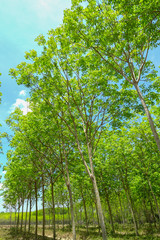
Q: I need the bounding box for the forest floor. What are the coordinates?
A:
[0,225,159,240]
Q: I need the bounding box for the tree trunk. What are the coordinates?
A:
[25,199,29,232]
[63,201,65,231]
[105,188,115,234]
[79,205,82,226]
[147,176,160,219]
[67,201,71,227]
[91,202,95,226]
[86,142,107,240]
[17,201,20,231]
[148,195,157,228]
[119,167,139,236]
[10,206,12,228]
[117,192,125,224]
[51,178,56,240]
[20,199,24,232]
[92,176,107,240]
[57,201,59,229]
[93,191,101,233]
[134,83,160,151]
[35,181,38,240]
[64,154,76,240]
[49,209,50,229]
[66,177,76,240]
[28,193,32,233]
[75,204,79,230]
[81,186,89,234]
[123,183,139,236]
[15,208,17,228]
[42,174,45,239]
[142,198,150,224]
[75,125,107,238]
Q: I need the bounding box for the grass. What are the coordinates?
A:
[0,224,159,240]
[0,212,159,239]
[0,210,68,224]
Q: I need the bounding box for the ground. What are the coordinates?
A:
[0,225,159,240]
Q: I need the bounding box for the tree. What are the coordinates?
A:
[4,1,160,239]
[9,28,116,239]
[6,105,78,240]
[9,22,148,238]
[63,0,160,150]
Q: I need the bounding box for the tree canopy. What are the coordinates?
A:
[2,1,160,240]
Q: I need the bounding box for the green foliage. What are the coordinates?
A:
[2,1,160,239]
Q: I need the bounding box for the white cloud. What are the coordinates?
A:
[2,171,6,175]
[27,0,71,30]
[19,90,26,96]
[10,99,32,115]
[32,0,70,19]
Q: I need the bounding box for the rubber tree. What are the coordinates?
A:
[63,0,160,151]
[7,103,78,240]
[9,22,142,238]
[102,128,140,235]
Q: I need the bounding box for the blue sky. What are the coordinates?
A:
[0,0,71,212]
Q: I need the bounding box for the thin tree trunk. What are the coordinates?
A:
[63,154,76,240]
[92,176,107,239]
[89,200,95,225]
[134,83,160,151]
[75,203,79,230]
[105,188,115,234]
[35,181,38,240]
[73,119,107,238]
[63,201,65,231]
[20,199,24,232]
[142,198,150,224]
[57,201,59,229]
[123,183,139,236]
[67,201,71,227]
[81,186,89,234]
[147,177,160,219]
[17,201,20,231]
[42,174,45,239]
[91,202,95,226]
[51,178,56,240]
[25,199,29,233]
[80,205,82,226]
[86,142,107,240]
[94,195,101,234]
[28,193,32,233]
[66,175,76,240]
[49,209,50,229]
[15,208,17,228]
[119,167,139,236]
[148,195,157,228]
[118,192,125,225]
[10,206,12,228]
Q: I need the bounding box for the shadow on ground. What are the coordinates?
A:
[0,227,52,240]
[0,226,159,240]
